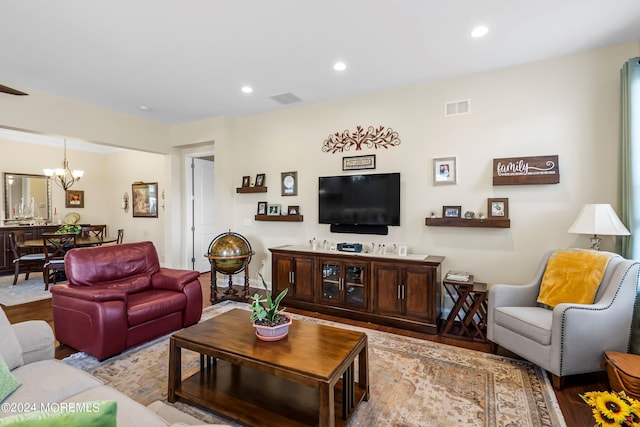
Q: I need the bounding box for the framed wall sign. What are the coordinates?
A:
[132,182,158,218]
[65,190,84,208]
[433,157,457,185]
[493,155,559,185]
[342,154,376,171]
[281,171,297,196]
[488,198,509,219]
[443,205,462,218]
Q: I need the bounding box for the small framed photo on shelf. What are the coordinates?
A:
[281,171,297,196]
[488,198,509,219]
[267,204,281,216]
[398,245,408,256]
[255,173,266,187]
[433,157,457,185]
[242,176,250,187]
[257,201,267,215]
[287,205,299,215]
[65,190,84,208]
[443,205,462,218]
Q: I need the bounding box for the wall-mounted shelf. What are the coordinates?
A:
[425,217,510,228]
[236,186,267,193]
[255,214,304,222]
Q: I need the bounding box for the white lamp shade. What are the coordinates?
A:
[568,204,630,236]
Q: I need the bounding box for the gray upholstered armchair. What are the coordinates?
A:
[487,249,640,389]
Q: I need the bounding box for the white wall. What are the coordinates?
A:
[1,41,639,284]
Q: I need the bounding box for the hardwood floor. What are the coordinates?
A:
[1,272,603,426]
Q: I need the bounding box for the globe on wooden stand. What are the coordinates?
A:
[205,231,255,304]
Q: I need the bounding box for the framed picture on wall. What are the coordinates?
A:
[132,182,158,218]
[242,176,250,187]
[281,171,297,196]
[257,201,267,215]
[287,205,299,215]
[255,173,266,187]
[65,190,84,208]
[433,157,457,185]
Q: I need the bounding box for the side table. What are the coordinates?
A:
[441,275,488,342]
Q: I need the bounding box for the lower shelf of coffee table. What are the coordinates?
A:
[174,360,365,427]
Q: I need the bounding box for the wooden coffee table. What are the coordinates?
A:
[168,308,369,427]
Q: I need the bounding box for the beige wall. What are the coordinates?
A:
[0,139,167,259]
[219,41,640,284]
[1,40,639,283]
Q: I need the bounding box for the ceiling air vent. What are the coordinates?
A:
[444,99,470,117]
[269,92,303,105]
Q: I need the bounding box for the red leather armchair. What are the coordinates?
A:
[50,241,202,360]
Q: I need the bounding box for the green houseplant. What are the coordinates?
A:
[250,274,291,341]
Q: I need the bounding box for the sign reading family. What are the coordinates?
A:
[493,155,559,185]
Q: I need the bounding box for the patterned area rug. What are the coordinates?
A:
[0,273,52,306]
[63,301,566,427]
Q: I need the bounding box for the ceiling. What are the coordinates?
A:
[1,0,639,125]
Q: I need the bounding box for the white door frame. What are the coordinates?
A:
[184,150,215,271]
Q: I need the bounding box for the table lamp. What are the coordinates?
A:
[567,204,630,250]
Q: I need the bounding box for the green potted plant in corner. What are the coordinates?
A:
[250,274,291,341]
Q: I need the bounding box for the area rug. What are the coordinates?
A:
[63,301,566,427]
[0,272,52,306]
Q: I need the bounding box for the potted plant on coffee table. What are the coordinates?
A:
[250,274,291,341]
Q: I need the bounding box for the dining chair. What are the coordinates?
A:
[42,232,77,290]
[116,228,124,244]
[8,230,46,286]
[88,224,106,240]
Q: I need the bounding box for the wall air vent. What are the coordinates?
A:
[444,99,471,117]
[269,92,303,105]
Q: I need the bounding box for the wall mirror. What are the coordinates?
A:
[3,172,51,221]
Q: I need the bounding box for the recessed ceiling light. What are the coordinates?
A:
[139,105,150,111]
[241,86,253,94]
[333,62,347,71]
[471,26,489,38]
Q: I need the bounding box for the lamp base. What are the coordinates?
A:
[589,235,601,251]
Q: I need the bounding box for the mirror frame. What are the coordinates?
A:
[3,172,52,222]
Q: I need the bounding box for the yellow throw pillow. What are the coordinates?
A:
[536,249,613,308]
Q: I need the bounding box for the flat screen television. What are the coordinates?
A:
[318,173,400,230]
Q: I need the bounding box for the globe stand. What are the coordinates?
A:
[206,252,254,304]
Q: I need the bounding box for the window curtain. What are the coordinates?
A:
[620,57,640,354]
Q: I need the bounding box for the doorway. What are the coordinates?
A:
[185,154,216,272]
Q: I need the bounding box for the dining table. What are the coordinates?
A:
[19,235,118,249]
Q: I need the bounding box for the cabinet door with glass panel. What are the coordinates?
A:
[319,257,368,309]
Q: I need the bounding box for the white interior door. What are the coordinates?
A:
[191,156,216,272]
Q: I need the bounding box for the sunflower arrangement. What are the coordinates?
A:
[580,390,640,426]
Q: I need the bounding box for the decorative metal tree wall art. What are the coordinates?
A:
[321,125,401,153]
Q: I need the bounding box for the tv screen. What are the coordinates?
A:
[318,173,400,226]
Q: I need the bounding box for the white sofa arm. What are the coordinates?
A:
[12,320,55,364]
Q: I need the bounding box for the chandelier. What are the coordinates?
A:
[43,139,84,191]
